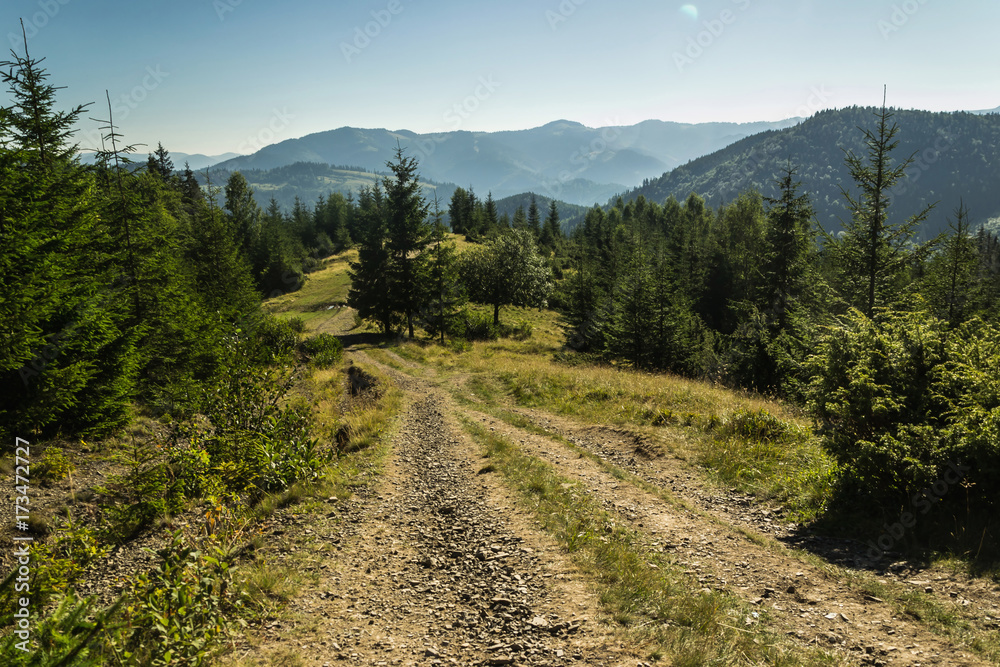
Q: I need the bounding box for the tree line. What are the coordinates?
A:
[559,103,1000,539]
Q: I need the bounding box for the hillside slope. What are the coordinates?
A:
[623,107,1000,237]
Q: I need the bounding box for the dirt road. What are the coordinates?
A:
[231,335,1000,667]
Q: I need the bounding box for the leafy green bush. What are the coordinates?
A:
[300,333,344,368]
[720,409,794,443]
[0,567,115,666]
[110,532,242,667]
[29,520,111,602]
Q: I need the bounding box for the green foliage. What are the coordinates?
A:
[453,310,501,341]
[30,520,111,602]
[0,44,140,440]
[806,308,950,499]
[825,102,934,317]
[419,208,466,343]
[197,336,329,498]
[460,228,553,326]
[300,333,344,368]
[35,447,75,484]
[348,183,395,333]
[110,532,242,667]
[0,570,115,667]
[102,439,174,540]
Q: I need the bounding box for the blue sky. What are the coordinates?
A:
[2,0,997,155]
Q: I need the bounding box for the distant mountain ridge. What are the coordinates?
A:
[622,107,1000,239]
[212,118,802,206]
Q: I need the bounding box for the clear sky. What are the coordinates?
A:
[2,0,997,156]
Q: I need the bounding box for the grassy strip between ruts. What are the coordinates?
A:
[459,416,846,667]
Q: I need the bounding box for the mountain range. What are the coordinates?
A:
[212,118,802,206]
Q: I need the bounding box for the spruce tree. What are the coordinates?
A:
[0,34,139,438]
[829,95,934,318]
[541,199,561,249]
[420,199,465,343]
[528,195,542,239]
[383,146,431,338]
[348,184,395,333]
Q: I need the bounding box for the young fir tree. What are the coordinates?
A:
[383,146,431,338]
[348,184,395,333]
[224,171,261,261]
[540,199,561,250]
[511,205,528,230]
[925,201,977,327]
[607,237,656,369]
[420,199,466,343]
[187,170,259,319]
[761,166,816,331]
[527,194,542,239]
[828,94,934,318]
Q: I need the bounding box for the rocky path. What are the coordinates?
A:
[233,368,642,666]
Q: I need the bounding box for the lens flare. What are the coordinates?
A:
[680,4,699,20]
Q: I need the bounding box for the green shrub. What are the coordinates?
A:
[454,310,500,341]
[504,319,533,341]
[110,531,242,667]
[300,333,344,368]
[30,520,111,602]
[35,447,74,484]
[805,308,951,502]
[0,568,115,666]
[720,409,793,443]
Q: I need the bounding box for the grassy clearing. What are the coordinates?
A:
[460,417,844,666]
[264,251,355,320]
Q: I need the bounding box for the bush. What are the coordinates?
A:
[454,311,500,341]
[35,447,75,484]
[300,333,344,368]
[110,532,242,667]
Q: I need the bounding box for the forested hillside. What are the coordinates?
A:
[624,107,1000,238]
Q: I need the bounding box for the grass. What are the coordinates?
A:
[460,416,845,666]
[264,251,356,317]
